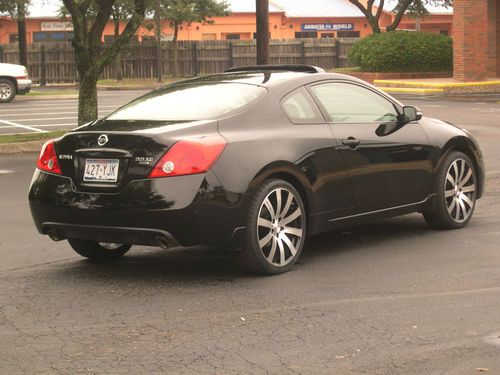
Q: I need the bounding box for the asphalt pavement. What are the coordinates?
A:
[0,90,147,135]
[1,93,500,374]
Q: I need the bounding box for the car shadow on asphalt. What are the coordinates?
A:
[42,214,433,284]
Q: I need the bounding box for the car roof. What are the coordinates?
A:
[173,70,358,89]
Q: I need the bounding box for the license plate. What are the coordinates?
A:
[83,159,119,182]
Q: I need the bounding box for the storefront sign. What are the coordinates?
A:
[41,22,74,31]
[301,23,354,32]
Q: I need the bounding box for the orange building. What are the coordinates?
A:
[0,0,453,45]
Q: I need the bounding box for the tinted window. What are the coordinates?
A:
[310,82,399,123]
[107,83,267,121]
[282,89,322,124]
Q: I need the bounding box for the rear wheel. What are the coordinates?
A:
[423,151,477,229]
[0,79,16,103]
[236,179,306,275]
[68,239,131,262]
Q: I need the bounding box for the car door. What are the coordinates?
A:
[308,81,433,214]
[281,87,356,221]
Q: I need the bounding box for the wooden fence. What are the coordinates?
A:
[0,38,357,84]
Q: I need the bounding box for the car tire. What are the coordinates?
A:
[236,179,306,275]
[68,239,131,262]
[423,151,478,230]
[0,78,16,103]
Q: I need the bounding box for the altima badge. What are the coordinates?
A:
[97,134,108,146]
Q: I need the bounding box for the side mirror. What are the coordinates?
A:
[402,106,422,123]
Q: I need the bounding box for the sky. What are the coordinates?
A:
[25,0,453,19]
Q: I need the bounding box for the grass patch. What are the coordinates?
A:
[0,130,67,144]
[26,90,78,96]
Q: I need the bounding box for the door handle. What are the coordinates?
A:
[341,137,360,149]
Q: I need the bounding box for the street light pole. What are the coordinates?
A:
[256,0,270,65]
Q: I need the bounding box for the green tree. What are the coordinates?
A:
[156,0,230,77]
[0,0,30,67]
[62,0,146,125]
[348,0,452,33]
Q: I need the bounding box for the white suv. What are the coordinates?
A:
[0,62,32,103]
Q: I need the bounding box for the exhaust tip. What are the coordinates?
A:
[47,230,65,242]
[156,235,173,249]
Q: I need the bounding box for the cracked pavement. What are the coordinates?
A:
[1,95,500,374]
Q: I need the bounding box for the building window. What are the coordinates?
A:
[226,33,241,40]
[440,30,449,36]
[141,36,155,43]
[295,32,318,39]
[9,34,18,43]
[337,31,360,38]
[202,33,217,41]
[321,33,335,38]
[33,31,73,42]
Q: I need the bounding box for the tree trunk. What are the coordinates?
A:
[154,4,162,82]
[415,17,422,31]
[368,16,381,33]
[172,22,179,78]
[17,2,28,67]
[256,0,270,65]
[78,72,99,125]
[113,18,123,81]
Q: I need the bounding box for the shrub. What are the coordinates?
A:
[348,31,453,72]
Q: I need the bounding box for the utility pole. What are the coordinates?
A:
[256,0,269,65]
[17,1,28,67]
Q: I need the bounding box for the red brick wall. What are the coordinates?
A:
[488,0,498,77]
[497,0,500,76]
[453,0,489,81]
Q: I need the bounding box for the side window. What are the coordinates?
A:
[281,88,324,124]
[310,82,400,124]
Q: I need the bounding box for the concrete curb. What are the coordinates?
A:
[0,140,44,154]
[96,85,159,91]
[16,94,79,101]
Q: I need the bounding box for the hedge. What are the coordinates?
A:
[348,31,453,72]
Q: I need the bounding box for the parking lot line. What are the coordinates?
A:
[0,105,117,114]
[0,119,47,133]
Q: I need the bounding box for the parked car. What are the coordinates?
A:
[28,65,484,275]
[0,62,32,103]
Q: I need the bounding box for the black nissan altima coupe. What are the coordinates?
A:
[29,65,484,274]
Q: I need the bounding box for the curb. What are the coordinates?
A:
[97,85,159,91]
[0,140,44,154]
[16,94,79,101]
[378,87,444,95]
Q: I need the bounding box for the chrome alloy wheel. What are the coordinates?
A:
[445,158,476,223]
[0,82,12,100]
[257,188,304,267]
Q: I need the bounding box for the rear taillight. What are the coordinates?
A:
[37,139,62,174]
[148,135,226,178]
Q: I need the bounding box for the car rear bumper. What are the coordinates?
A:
[17,79,32,94]
[29,169,247,248]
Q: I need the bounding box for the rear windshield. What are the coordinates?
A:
[106,82,267,121]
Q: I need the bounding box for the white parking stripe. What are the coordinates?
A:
[0,110,112,117]
[0,105,117,114]
[0,119,47,133]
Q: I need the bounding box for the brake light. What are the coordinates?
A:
[149,135,226,178]
[37,139,62,174]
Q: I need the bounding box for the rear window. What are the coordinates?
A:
[107,82,267,121]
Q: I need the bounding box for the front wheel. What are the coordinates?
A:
[68,239,131,262]
[423,151,478,229]
[236,179,306,275]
